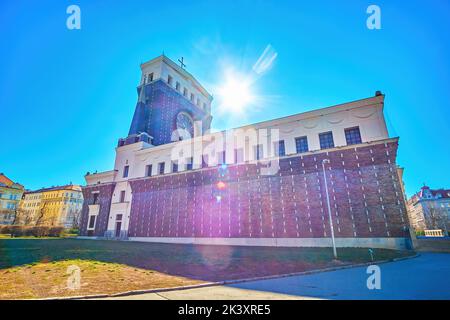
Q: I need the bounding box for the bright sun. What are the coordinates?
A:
[217,73,254,114]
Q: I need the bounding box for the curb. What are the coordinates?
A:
[47,252,419,300]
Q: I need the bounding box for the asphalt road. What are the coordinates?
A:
[104,253,450,300]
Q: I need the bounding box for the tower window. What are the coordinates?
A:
[319,131,335,149]
[167,75,173,86]
[158,162,165,175]
[183,88,188,97]
[176,82,180,91]
[345,127,362,145]
[203,102,207,110]
[190,93,195,102]
[119,190,126,203]
[196,98,200,107]
[145,164,152,177]
[295,136,309,153]
[148,73,153,83]
[123,165,129,178]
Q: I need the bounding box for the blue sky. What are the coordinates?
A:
[1,0,449,197]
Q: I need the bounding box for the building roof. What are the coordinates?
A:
[409,185,450,204]
[140,54,213,100]
[0,173,24,190]
[24,184,82,195]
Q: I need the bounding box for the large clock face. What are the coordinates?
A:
[176,112,194,139]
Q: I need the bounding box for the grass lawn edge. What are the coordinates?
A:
[49,251,419,300]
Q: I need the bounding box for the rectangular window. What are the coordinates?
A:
[274,140,286,157]
[255,144,263,160]
[92,193,99,205]
[295,136,309,153]
[145,164,152,177]
[319,131,335,149]
[183,88,188,97]
[116,214,123,221]
[217,151,226,165]
[119,190,125,203]
[345,127,362,145]
[202,155,209,168]
[203,102,207,110]
[186,157,193,170]
[158,162,165,175]
[88,215,96,229]
[235,148,244,163]
[167,75,173,86]
[123,165,129,178]
[148,73,153,83]
[175,81,180,91]
[196,98,200,107]
[190,93,195,102]
[172,161,178,173]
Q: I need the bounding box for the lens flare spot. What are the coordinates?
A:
[216,181,226,190]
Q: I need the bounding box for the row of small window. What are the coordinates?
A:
[143,72,208,110]
[294,126,362,153]
[2,202,16,209]
[121,127,362,178]
[0,193,19,200]
[0,213,13,220]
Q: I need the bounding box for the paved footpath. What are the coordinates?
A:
[103,253,450,300]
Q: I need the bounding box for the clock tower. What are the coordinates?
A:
[118,55,213,147]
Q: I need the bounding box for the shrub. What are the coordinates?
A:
[0,225,65,237]
[0,225,12,235]
[48,227,64,237]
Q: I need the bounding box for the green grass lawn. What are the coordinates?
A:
[0,238,414,299]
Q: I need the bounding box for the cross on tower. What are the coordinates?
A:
[178,57,186,69]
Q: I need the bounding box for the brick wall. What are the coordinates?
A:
[128,80,210,146]
[79,183,116,236]
[127,140,409,239]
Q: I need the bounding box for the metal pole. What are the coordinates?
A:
[322,159,337,259]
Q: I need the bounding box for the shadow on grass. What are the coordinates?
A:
[0,238,414,282]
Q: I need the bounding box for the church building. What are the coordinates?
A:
[79,55,411,249]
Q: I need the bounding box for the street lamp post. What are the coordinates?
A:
[322,159,338,259]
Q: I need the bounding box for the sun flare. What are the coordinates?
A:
[217,72,254,114]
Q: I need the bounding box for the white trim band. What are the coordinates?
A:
[128,237,410,250]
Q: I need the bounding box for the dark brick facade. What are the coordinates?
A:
[79,183,116,237]
[128,80,211,146]
[125,140,409,239]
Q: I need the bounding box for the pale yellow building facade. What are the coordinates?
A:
[19,185,83,228]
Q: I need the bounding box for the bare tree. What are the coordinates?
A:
[424,204,449,235]
[34,203,49,226]
[12,208,34,225]
[71,209,82,229]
